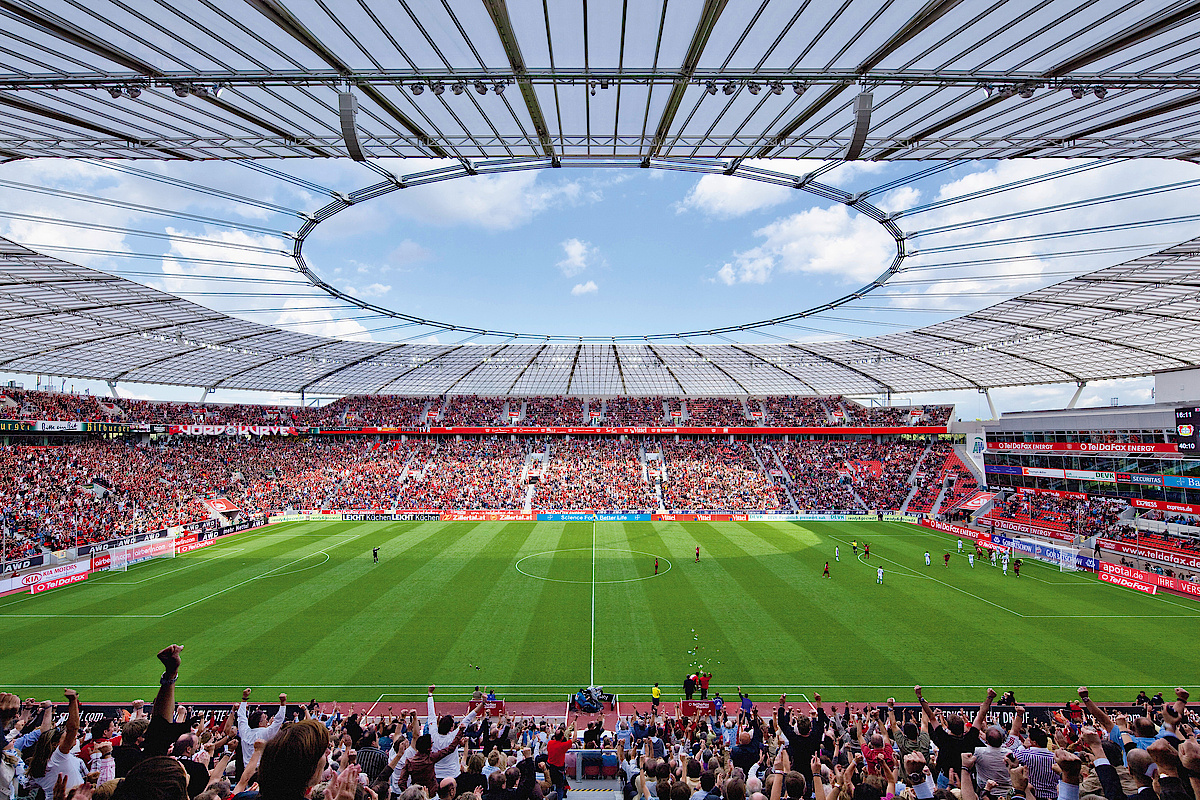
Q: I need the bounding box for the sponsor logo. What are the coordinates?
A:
[21,561,88,586]
[30,571,88,594]
[1099,572,1157,595]
[0,557,39,574]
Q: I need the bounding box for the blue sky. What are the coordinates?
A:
[2,155,1199,413]
[303,164,901,339]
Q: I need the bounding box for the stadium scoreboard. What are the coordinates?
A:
[1177,407,1200,452]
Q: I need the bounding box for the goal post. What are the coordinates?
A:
[1012,537,1079,572]
[96,537,176,573]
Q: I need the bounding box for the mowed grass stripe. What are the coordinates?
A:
[341,521,519,688]
[506,522,592,697]
[601,521,763,688]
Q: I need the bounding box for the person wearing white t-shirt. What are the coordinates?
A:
[236,688,287,769]
[426,685,480,780]
[28,690,85,798]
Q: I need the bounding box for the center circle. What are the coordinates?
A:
[514,547,672,584]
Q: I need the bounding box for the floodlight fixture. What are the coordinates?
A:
[451,82,465,95]
[792,82,806,96]
[108,87,122,99]
[493,82,505,95]
[125,86,141,99]
[769,81,783,95]
[1094,86,1108,99]
[474,81,487,95]
[723,81,737,95]
[1018,85,1034,98]
[173,83,191,97]
[705,81,717,95]
[431,82,445,96]
[411,83,425,95]
[747,82,761,95]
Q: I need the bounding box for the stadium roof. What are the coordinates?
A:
[2,0,1200,163]
[3,234,1199,396]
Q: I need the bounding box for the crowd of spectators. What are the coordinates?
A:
[1111,527,1200,553]
[1138,510,1200,529]
[905,445,954,515]
[939,454,981,513]
[404,440,527,510]
[327,396,432,428]
[604,397,666,426]
[120,399,326,427]
[772,441,861,511]
[6,651,1198,800]
[661,441,783,511]
[763,396,832,426]
[0,388,114,421]
[523,398,584,427]
[0,432,995,554]
[771,441,938,512]
[441,397,508,427]
[685,399,746,426]
[0,390,958,431]
[535,440,656,511]
[983,491,1128,538]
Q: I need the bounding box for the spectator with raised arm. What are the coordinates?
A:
[916,685,992,781]
[28,690,84,798]
[237,688,287,774]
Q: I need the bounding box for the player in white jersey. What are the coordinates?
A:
[957,539,964,553]
[990,550,997,567]
[876,567,884,584]
[968,553,975,567]
[924,551,931,566]
[835,546,840,562]
[1002,557,1008,575]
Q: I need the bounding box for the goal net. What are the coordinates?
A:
[1013,537,1080,572]
[101,538,176,572]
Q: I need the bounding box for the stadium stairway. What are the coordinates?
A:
[899,442,936,514]
[759,443,800,512]
[929,485,949,517]
[952,443,986,484]
[398,448,419,483]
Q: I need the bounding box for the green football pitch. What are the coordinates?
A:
[2,519,1198,704]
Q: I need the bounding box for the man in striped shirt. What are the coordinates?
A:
[1012,726,1057,800]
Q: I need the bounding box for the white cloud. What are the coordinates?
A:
[343,282,391,298]
[556,238,603,277]
[677,174,792,218]
[385,172,588,231]
[878,186,921,214]
[388,239,432,266]
[713,204,896,285]
[156,228,372,341]
[571,280,598,296]
[273,297,374,340]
